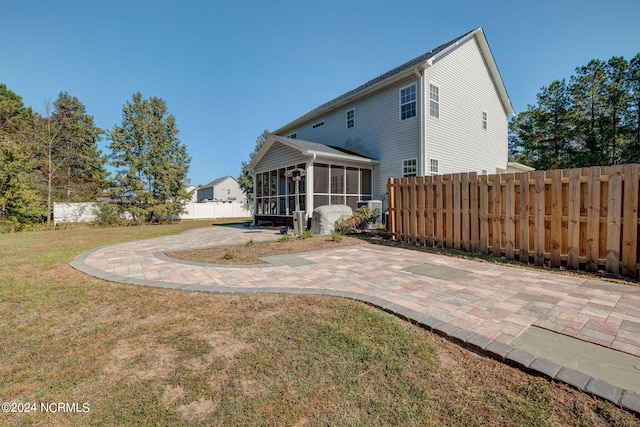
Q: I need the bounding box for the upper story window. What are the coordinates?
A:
[287,132,297,139]
[430,158,439,173]
[402,158,417,177]
[482,111,488,130]
[429,84,439,118]
[346,109,355,129]
[400,84,417,120]
[312,120,325,129]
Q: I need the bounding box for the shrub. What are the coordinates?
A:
[334,206,380,234]
[279,234,294,242]
[92,203,121,227]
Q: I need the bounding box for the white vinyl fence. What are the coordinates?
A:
[53,202,252,224]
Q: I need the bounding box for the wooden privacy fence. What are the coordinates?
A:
[387,164,640,278]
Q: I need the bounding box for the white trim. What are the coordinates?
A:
[346,108,355,129]
[399,83,417,121]
[429,158,439,174]
[402,158,418,177]
[429,83,440,118]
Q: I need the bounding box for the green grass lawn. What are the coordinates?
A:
[0,220,636,426]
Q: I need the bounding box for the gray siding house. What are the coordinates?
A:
[196,176,245,204]
[247,28,514,227]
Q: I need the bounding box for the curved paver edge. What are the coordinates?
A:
[69,245,640,416]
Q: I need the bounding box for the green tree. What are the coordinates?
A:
[622,53,640,162]
[0,83,45,230]
[510,54,640,169]
[52,92,108,202]
[509,80,573,169]
[570,59,608,166]
[109,92,191,222]
[238,129,270,199]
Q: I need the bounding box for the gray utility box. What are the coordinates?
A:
[292,211,306,235]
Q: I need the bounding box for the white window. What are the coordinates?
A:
[400,84,417,120]
[482,111,488,130]
[429,84,439,118]
[346,109,355,129]
[312,121,325,129]
[430,158,439,173]
[287,132,297,139]
[402,158,417,177]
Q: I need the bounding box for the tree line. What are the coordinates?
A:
[0,84,191,231]
[509,53,640,170]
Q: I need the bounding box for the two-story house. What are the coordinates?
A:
[247,28,514,227]
[196,176,246,204]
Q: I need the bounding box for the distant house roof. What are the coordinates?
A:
[200,175,237,189]
[247,135,378,172]
[275,27,513,135]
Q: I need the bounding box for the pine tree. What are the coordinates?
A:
[0,84,45,230]
[109,92,191,222]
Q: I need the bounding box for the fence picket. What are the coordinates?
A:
[567,168,581,269]
[586,167,601,272]
[519,173,530,263]
[550,169,563,268]
[606,166,622,273]
[622,164,639,277]
[505,173,515,260]
[469,172,479,252]
[387,164,638,277]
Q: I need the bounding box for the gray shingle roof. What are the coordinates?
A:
[271,135,374,160]
[200,175,236,189]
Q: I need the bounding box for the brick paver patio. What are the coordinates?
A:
[72,225,640,358]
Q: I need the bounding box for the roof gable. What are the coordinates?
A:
[247,135,377,172]
[200,175,237,189]
[275,28,513,134]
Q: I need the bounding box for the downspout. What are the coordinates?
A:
[413,66,426,176]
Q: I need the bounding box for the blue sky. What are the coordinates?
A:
[2,0,639,186]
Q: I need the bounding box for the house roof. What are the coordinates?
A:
[247,135,378,172]
[274,27,513,135]
[200,175,237,189]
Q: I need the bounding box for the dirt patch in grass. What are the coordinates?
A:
[0,224,638,426]
[168,234,365,265]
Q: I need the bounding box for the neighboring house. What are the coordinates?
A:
[247,27,514,227]
[196,176,245,204]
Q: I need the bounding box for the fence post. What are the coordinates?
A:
[586,167,601,272]
[453,173,461,250]
[606,166,623,274]
[567,168,581,269]
[426,176,434,246]
[533,171,546,266]
[491,174,502,257]
[504,173,515,260]
[622,164,639,278]
[550,169,563,268]
[417,176,426,245]
[461,172,470,252]
[479,175,489,254]
[519,172,530,264]
[409,176,418,243]
[388,178,396,240]
[435,174,444,248]
[469,172,479,252]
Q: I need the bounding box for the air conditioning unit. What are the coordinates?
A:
[356,200,382,228]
